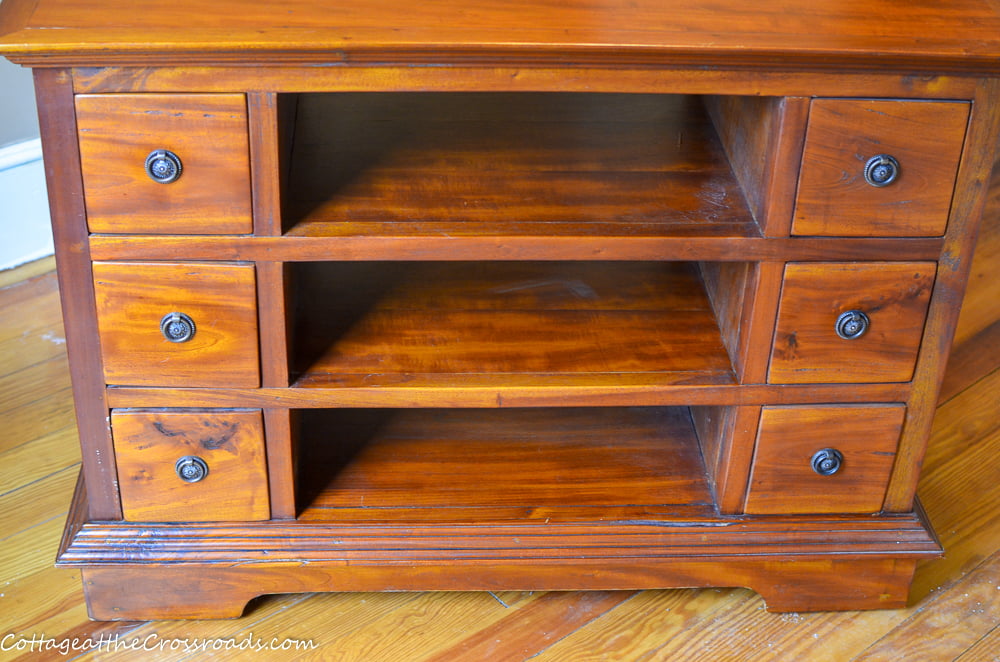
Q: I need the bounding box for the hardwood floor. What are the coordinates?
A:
[1,204,998,660]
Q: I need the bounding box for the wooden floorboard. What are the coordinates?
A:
[0,210,998,661]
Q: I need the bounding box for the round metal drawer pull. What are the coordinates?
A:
[811,448,844,476]
[863,154,900,188]
[144,149,183,184]
[160,312,196,343]
[175,456,209,483]
[835,310,870,340]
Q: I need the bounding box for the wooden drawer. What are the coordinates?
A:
[792,99,969,237]
[112,409,269,521]
[76,93,252,234]
[768,262,935,384]
[745,405,905,515]
[93,262,260,387]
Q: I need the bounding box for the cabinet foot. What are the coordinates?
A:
[752,558,919,612]
[82,567,260,620]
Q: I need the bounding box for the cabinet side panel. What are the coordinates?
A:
[33,68,122,520]
[691,405,760,514]
[705,95,808,237]
[700,260,783,385]
[885,79,1000,511]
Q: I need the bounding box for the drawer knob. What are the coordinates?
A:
[144,149,183,184]
[175,455,209,483]
[863,154,900,187]
[811,448,844,476]
[160,312,196,343]
[835,310,870,340]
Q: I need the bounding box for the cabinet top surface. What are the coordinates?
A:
[2,0,1000,73]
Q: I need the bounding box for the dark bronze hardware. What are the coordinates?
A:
[145,149,183,183]
[811,448,844,476]
[160,312,196,343]
[835,310,870,340]
[175,455,209,483]
[863,154,900,187]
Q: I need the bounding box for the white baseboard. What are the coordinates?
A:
[0,138,54,272]
[0,138,42,171]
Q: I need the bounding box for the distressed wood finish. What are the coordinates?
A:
[75,93,252,234]
[4,0,1000,621]
[792,99,971,237]
[745,405,906,515]
[111,409,269,521]
[92,261,260,387]
[768,262,936,384]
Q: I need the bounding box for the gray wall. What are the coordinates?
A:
[0,56,39,148]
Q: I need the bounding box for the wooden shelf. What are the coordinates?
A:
[297,407,716,523]
[284,93,758,242]
[291,261,736,392]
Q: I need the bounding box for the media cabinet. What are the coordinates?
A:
[2,0,1000,619]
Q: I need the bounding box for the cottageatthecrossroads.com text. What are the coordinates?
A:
[2,632,318,655]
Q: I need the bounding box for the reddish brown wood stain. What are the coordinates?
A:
[2,0,999,621]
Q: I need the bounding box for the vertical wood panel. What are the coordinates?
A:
[248,91,282,236]
[33,67,122,520]
[736,261,784,384]
[885,79,1000,512]
[264,407,297,519]
[691,404,760,514]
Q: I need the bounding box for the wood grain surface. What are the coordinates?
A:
[768,262,936,384]
[286,93,756,240]
[292,262,735,388]
[297,407,714,522]
[0,220,997,653]
[75,93,252,234]
[793,99,970,237]
[93,261,260,387]
[4,0,1000,73]
[112,409,270,522]
[745,404,906,515]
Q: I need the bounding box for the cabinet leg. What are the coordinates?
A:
[82,567,260,620]
[751,558,919,612]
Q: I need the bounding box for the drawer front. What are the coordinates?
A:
[76,94,252,234]
[768,262,935,384]
[745,405,904,515]
[93,261,260,387]
[112,409,269,521]
[792,99,969,237]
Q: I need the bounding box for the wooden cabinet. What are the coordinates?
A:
[3,0,1000,621]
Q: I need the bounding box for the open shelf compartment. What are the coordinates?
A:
[290,261,738,391]
[282,93,759,240]
[296,406,717,523]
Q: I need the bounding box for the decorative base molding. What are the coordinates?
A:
[58,471,942,619]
